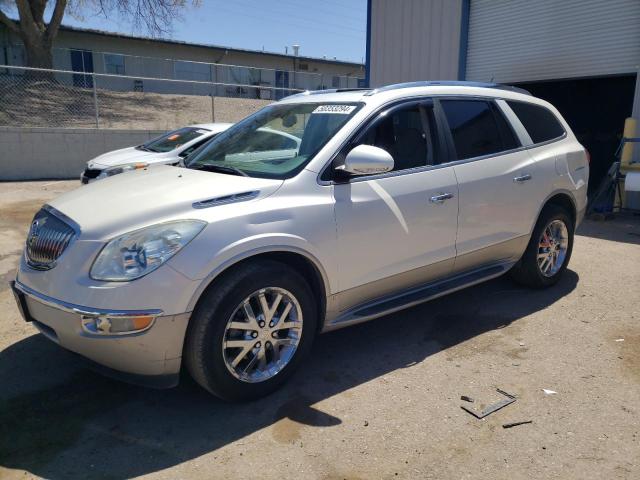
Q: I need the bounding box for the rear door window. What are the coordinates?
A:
[440,100,519,160]
[506,101,565,144]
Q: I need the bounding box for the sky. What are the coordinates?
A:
[53,0,368,63]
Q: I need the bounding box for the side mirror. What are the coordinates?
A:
[338,144,394,176]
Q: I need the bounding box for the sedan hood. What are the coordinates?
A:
[88,146,162,168]
[50,165,283,239]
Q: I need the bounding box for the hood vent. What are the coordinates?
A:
[192,190,260,209]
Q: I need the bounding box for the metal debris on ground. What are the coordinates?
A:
[460,395,474,403]
[502,420,533,429]
[542,389,557,395]
[460,389,516,419]
[615,338,625,342]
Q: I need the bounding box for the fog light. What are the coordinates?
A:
[82,315,155,335]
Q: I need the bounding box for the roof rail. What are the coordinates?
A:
[365,81,532,96]
[285,87,372,99]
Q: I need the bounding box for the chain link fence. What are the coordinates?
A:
[0,65,310,130]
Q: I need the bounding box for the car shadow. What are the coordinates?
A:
[576,216,640,245]
[0,271,578,479]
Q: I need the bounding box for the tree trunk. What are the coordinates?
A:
[21,32,54,80]
[24,40,54,70]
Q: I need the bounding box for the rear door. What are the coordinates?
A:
[437,98,542,273]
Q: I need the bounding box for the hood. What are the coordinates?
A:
[88,146,165,169]
[50,165,283,240]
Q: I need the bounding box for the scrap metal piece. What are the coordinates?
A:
[461,389,516,419]
[460,395,474,403]
[502,420,532,429]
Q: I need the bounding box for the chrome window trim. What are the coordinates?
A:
[316,94,568,186]
[14,280,164,319]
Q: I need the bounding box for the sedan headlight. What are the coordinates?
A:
[96,162,148,179]
[91,220,206,281]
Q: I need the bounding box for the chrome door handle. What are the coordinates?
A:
[430,192,454,204]
[513,174,532,183]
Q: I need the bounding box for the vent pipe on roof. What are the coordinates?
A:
[292,45,300,56]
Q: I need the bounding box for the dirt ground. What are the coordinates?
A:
[0,181,639,480]
[0,83,272,129]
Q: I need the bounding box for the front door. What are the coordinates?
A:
[438,98,541,272]
[333,101,459,309]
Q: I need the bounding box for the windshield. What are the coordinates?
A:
[139,127,210,153]
[186,102,362,179]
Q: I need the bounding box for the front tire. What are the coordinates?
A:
[184,260,318,401]
[510,204,574,288]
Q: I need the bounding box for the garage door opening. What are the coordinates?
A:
[514,75,636,195]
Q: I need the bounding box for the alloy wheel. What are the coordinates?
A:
[537,219,569,277]
[222,287,303,383]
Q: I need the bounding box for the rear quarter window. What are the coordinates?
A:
[507,101,565,144]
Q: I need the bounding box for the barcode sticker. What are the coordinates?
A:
[312,105,356,114]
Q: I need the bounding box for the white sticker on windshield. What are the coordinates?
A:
[312,105,356,114]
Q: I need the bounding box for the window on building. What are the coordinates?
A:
[104,54,125,75]
[441,100,519,160]
[354,103,439,172]
[175,60,211,81]
[507,101,565,144]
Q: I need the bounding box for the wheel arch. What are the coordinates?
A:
[533,190,577,233]
[186,247,329,331]
[543,191,577,227]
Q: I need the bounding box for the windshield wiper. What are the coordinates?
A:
[192,164,249,177]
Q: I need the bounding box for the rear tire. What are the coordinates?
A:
[184,260,317,401]
[510,204,574,288]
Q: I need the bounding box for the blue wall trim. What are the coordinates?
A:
[365,0,372,87]
[458,0,471,81]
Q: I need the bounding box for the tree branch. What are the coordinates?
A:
[46,0,67,43]
[0,9,21,36]
[14,0,39,37]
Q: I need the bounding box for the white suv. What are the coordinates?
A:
[12,82,589,400]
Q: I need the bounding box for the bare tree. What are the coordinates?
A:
[0,0,196,70]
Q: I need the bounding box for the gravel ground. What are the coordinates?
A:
[0,181,639,480]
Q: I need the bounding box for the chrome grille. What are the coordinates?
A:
[25,207,77,270]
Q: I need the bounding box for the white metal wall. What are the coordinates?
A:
[369,0,463,87]
[466,0,640,83]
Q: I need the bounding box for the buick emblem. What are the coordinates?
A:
[28,219,41,247]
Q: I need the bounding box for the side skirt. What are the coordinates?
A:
[323,261,514,332]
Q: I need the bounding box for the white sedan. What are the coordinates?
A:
[80,123,232,183]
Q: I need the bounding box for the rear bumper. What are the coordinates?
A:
[11,280,189,388]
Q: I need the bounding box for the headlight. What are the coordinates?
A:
[90,220,206,281]
[97,163,148,179]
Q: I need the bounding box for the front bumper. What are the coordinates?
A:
[11,280,190,388]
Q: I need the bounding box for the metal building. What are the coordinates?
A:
[366,0,640,190]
